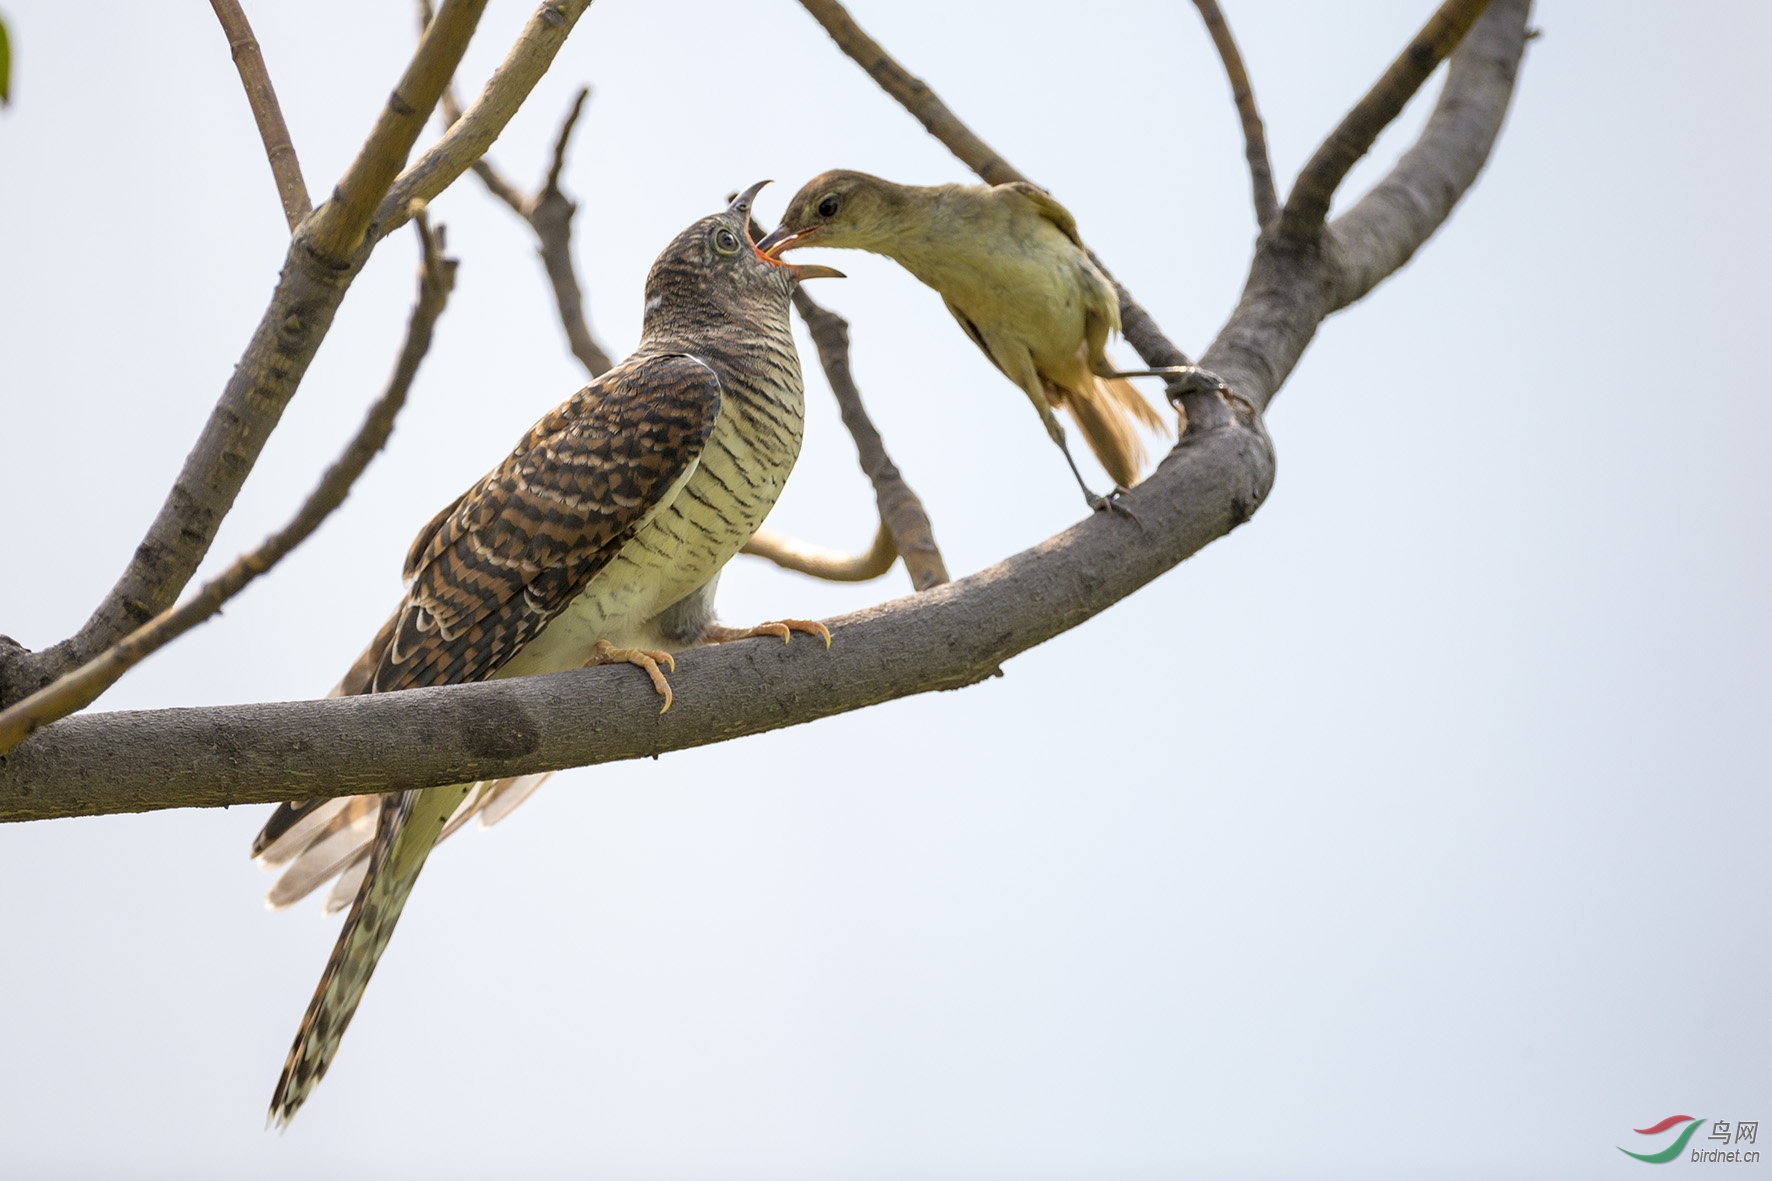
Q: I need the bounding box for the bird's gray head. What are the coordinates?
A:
[754,170,902,256]
[642,181,842,338]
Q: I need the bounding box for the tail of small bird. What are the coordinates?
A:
[267,779,473,1127]
[1048,373,1166,490]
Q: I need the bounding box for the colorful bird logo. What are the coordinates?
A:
[1619,1115,1707,1163]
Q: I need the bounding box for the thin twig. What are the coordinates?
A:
[422,2,614,376]
[791,289,949,590]
[208,0,312,230]
[306,0,489,261]
[1190,0,1278,229]
[792,0,1208,405]
[378,0,595,241]
[742,523,898,583]
[525,87,614,375]
[0,215,457,755]
[1278,0,1495,241]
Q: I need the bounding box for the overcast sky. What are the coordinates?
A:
[1,1,1767,1177]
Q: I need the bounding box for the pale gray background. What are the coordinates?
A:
[1,1,1767,1177]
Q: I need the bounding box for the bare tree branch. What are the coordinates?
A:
[1331,0,1526,305]
[1204,0,1528,416]
[1190,0,1278,229]
[0,0,1532,821]
[208,0,312,231]
[1277,0,1494,242]
[795,0,1021,185]
[0,215,457,756]
[525,88,616,375]
[790,289,948,590]
[0,1,594,711]
[743,523,898,583]
[305,0,488,261]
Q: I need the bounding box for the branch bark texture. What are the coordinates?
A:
[0,0,1532,822]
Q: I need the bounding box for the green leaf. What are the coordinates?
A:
[0,15,11,107]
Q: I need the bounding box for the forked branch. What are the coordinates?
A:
[1278,0,1495,240]
[306,0,488,261]
[208,0,311,230]
[0,215,457,755]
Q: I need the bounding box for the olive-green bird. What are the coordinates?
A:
[255,183,840,1128]
[757,170,1210,513]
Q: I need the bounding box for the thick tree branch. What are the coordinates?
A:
[1277,0,1494,242]
[0,419,1272,821]
[305,0,488,262]
[1190,0,1278,229]
[0,1,593,711]
[0,0,1532,819]
[1331,0,1526,306]
[208,0,312,231]
[0,216,456,755]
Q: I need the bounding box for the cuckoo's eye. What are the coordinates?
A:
[817,195,841,218]
[713,227,740,255]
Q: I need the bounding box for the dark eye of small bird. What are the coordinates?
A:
[713,228,740,255]
[817,195,841,218]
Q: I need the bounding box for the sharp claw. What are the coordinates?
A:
[1090,487,1144,530]
[589,639,676,712]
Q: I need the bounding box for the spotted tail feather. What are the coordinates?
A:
[267,780,473,1127]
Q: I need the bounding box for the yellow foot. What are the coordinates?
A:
[589,639,677,713]
[702,619,833,648]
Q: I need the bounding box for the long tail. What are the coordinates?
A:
[1053,374,1165,489]
[267,779,473,1127]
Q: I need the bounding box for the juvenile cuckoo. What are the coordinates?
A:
[256,183,840,1127]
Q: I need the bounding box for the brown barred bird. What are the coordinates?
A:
[256,183,841,1128]
[757,170,1214,514]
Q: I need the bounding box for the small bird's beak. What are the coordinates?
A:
[753,223,819,256]
[755,239,844,280]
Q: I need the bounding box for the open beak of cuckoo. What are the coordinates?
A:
[729,180,844,281]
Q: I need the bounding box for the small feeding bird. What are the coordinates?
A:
[757,170,1213,515]
[255,183,841,1127]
